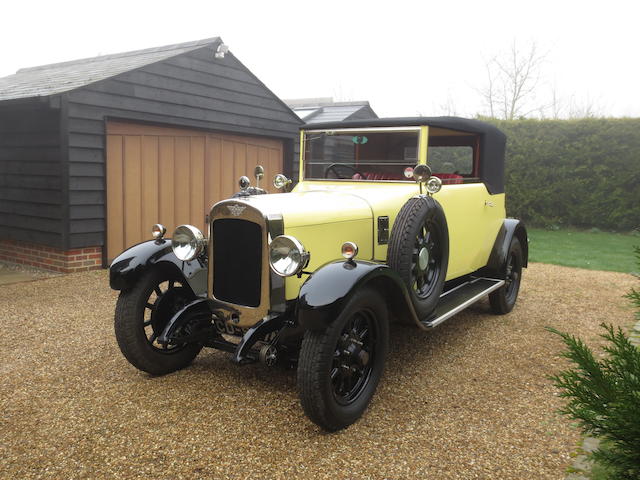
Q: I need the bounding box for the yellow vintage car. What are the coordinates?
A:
[110,117,528,431]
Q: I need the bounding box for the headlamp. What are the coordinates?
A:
[269,235,310,277]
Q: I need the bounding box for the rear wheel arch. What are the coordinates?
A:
[513,223,529,267]
[485,219,529,277]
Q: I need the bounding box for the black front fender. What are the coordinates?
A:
[109,239,208,296]
[297,260,420,331]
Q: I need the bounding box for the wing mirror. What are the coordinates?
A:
[412,164,431,182]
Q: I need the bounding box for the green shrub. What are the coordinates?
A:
[485,118,640,231]
[548,248,640,479]
[547,324,640,479]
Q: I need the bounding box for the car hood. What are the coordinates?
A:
[230,190,373,227]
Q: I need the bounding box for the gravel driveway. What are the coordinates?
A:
[1,264,636,479]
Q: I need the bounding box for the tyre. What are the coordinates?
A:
[297,288,389,431]
[114,267,203,375]
[387,196,449,318]
[489,237,523,314]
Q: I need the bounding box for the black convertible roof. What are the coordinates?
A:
[303,116,506,194]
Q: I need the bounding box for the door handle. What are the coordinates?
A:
[485,200,495,207]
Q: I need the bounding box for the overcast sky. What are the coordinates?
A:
[2,0,638,118]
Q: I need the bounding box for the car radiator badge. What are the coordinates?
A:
[227,204,247,216]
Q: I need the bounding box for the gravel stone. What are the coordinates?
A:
[0,264,636,479]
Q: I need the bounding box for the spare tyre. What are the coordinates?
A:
[387,196,449,318]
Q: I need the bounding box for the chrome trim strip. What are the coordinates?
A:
[424,279,505,329]
[439,276,503,298]
[266,213,286,313]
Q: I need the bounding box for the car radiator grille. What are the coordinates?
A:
[212,218,262,307]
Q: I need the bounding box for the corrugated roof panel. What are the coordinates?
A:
[308,105,361,122]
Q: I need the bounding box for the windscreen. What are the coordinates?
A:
[303,130,420,181]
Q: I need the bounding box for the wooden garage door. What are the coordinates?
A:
[106,122,283,261]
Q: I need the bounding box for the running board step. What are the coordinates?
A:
[420,277,505,329]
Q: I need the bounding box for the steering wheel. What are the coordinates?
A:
[324,163,365,179]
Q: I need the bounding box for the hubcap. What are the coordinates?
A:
[418,247,430,271]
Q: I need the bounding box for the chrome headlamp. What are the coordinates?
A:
[171,225,205,261]
[269,235,310,277]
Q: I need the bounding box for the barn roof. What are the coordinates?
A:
[0,37,221,102]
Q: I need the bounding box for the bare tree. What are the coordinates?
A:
[438,90,459,116]
[548,84,565,119]
[479,41,546,120]
[568,94,604,119]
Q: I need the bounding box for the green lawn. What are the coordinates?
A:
[527,228,639,274]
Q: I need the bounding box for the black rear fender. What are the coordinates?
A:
[484,219,529,278]
[109,239,207,296]
[296,260,419,331]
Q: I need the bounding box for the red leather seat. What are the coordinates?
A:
[433,173,463,184]
[353,172,404,181]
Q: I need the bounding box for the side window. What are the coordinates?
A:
[427,146,474,175]
[427,130,479,184]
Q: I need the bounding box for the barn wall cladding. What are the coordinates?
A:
[0,38,302,272]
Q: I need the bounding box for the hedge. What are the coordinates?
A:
[487,118,640,231]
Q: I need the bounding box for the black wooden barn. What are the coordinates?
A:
[0,38,302,271]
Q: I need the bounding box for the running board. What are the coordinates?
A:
[420,277,505,329]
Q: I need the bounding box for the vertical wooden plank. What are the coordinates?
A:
[233,142,247,192]
[158,137,175,234]
[106,135,124,260]
[257,146,270,192]
[247,144,258,185]
[174,136,191,226]
[205,136,222,211]
[190,136,205,231]
[123,136,142,248]
[141,136,159,240]
[220,140,235,200]
[268,147,281,194]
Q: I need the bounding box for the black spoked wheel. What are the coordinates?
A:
[297,288,388,431]
[115,267,203,375]
[388,196,449,318]
[412,222,443,301]
[489,237,523,314]
[331,310,377,406]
